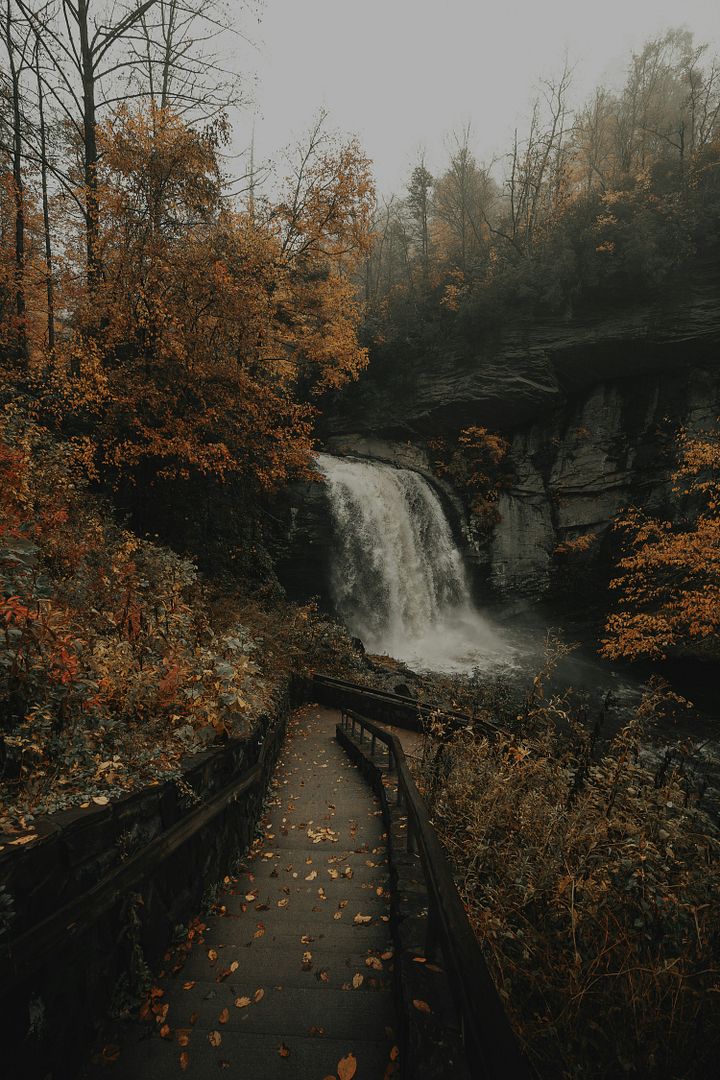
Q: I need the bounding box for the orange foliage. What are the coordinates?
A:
[431,426,510,522]
[602,429,720,660]
[555,532,597,556]
[29,105,374,492]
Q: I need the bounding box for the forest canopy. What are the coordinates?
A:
[362,28,720,352]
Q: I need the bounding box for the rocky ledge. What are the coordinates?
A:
[325,262,720,440]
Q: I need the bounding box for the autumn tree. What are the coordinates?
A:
[18,0,160,293]
[1,0,34,363]
[433,127,496,275]
[495,63,573,258]
[270,111,375,395]
[602,429,720,661]
[38,106,374,502]
[406,157,433,284]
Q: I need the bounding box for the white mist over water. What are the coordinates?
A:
[316,453,511,673]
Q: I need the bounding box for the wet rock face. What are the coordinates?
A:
[326,264,720,440]
[272,478,335,607]
[280,265,720,633]
[488,365,720,601]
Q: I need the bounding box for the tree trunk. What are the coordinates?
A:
[78,0,101,295]
[36,53,55,353]
[5,0,27,364]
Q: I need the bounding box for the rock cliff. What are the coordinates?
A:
[489,364,720,605]
[280,267,720,624]
[328,264,719,439]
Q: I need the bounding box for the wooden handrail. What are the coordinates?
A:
[341,707,531,1080]
[315,673,501,739]
[0,755,266,980]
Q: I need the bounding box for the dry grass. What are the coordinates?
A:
[415,663,720,1079]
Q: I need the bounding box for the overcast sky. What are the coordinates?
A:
[232,0,720,195]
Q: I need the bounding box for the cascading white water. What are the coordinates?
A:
[316,453,509,673]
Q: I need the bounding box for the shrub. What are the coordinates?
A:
[415,669,720,1078]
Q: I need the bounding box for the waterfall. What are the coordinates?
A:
[316,453,508,672]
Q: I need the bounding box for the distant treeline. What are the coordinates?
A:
[362,29,720,352]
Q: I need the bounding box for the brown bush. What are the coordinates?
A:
[416,676,720,1079]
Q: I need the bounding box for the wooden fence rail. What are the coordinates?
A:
[340,706,532,1080]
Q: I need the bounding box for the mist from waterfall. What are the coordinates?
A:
[316,453,510,673]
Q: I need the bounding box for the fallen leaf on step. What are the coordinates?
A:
[208,1031,222,1047]
[413,999,432,1014]
[338,1052,357,1080]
